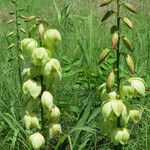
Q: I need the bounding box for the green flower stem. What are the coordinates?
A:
[116,0,122,149]
[14,1,22,96]
[116,0,121,94]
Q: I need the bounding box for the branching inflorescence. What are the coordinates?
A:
[99,0,146,147]
[21,24,62,149]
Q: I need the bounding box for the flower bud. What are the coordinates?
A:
[24,115,31,129]
[106,71,115,91]
[31,47,51,66]
[41,91,54,110]
[46,106,60,121]
[112,32,119,49]
[128,77,145,96]
[122,17,133,29]
[23,80,41,99]
[29,132,45,150]
[123,37,133,52]
[44,29,61,47]
[31,117,40,129]
[125,54,134,74]
[110,128,130,145]
[124,3,137,14]
[100,0,112,7]
[21,38,38,57]
[129,109,142,123]
[99,48,110,64]
[49,123,62,138]
[39,23,45,37]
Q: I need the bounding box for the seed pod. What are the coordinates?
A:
[112,32,119,49]
[41,91,54,110]
[106,71,115,91]
[24,115,31,129]
[100,0,112,7]
[39,23,45,37]
[46,106,60,121]
[122,17,133,29]
[125,54,134,74]
[99,48,110,64]
[110,128,130,145]
[129,109,142,123]
[31,47,51,66]
[49,123,62,138]
[123,37,133,52]
[7,44,15,50]
[29,132,45,150]
[25,16,36,22]
[43,29,61,47]
[124,3,137,14]
[21,38,38,57]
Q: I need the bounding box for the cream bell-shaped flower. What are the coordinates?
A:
[128,77,145,96]
[23,79,41,99]
[24,115,32,129]
[44,29,61,47]
[29,132,45,150]
[31,117,40,129]
[31,47,51,66]
[49,123,62,138]
[41,91,54,110]
[129,109,142,123]
[46,106,60,121]
[22,66,41,78]
[110,128,130,145]
[21,38,38,57]
[42,58,62,88]
[102,96,126,120]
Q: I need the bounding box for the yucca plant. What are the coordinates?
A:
[99,0,146,149]
[21,23,62,149]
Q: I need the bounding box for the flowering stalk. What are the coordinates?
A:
[99,0,146,149]
[21,25,62,149]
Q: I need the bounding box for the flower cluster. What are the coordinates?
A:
[100,77,145,145]
[21,28,62,149]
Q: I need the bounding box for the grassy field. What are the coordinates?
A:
[0,0,150,149]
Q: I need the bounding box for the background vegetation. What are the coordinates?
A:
[0,0,150,149]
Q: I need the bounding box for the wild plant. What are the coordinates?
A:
[99,0,146,149]
[21,23,62,149]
